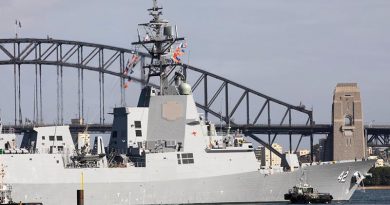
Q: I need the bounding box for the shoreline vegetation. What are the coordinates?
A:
[362,167,390,187]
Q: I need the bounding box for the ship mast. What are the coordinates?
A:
[0,164,5,188]
[132,0,185,95]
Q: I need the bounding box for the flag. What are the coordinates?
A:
[123,78,132,89]
[172,55,179,63]
[130,54,140,68]
[171,46,185,63]
[144,34,150,41]
[125,54,140,73]
[179,42,187,48]
[123,68,129,75]
[123,60,130,75]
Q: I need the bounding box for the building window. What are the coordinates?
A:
[58,146,64,152]
[57,136,63,141]
[177,154,181,164]
[49,136,55,141]
[344,115,352,126]
[135,130,142,137]
[181,153,194,164]
[42,136,45,140]
[134,121,142,128]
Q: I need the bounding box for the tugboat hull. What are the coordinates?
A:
[285,193,333,204]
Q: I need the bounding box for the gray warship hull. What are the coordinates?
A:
[2,154,372,205]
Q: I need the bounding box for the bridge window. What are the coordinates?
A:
[177,154,181,164]
[177,153,194,165]
[135,130,142,137]
[344,115,352,126]
[181,153,194,164]
[134,121,142,128]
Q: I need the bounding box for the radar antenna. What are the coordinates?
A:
[132,0,186,95]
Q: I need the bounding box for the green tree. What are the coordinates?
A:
[364,167,390,186]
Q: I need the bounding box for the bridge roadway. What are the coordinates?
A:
[4,123,390,135]
[3,124,390,152]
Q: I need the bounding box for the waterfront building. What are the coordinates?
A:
[260,143,283,167]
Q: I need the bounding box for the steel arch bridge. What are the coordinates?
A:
[366,126,390,148]
[0,38,146,125]
[0,38,316,157]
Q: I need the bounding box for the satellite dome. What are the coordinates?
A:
[178,83,192,95]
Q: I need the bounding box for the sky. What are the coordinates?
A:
[1,0,390,148]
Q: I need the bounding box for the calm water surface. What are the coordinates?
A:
[232,189,390,204]
[348,189,390,204]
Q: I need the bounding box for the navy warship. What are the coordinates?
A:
[0,1,374,204]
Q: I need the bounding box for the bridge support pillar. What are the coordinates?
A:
[331,83,366,161]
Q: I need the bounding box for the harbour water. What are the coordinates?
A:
[256,189,390,204]
[348,189,390,204]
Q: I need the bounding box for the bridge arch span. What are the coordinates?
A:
[0,38,316,154]
[0,38,319,158]
[0,38,312,124]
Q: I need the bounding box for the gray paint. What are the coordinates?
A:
[4,160,373,204]
[146,95,188,149]
[110,107,129,153]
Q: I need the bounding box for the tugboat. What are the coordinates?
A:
[284,183,333,204]
[1,164,42,205]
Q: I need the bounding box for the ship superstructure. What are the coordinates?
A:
[1,164,12,204]
[0,1,374,204]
